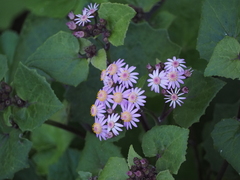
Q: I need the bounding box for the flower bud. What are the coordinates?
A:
[73,31,85,38]
[184,68,193,78]
[181,86,189,94]
[66,21,77,30]
[68,11,75,20]
[99,18,107,26]
[93,28,101,36]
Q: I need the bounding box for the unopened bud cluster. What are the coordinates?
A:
[129,5,145,23]
[147,56,193,109]
[127,157,157,180]
[0,82,27,111]
[66,3,111,47]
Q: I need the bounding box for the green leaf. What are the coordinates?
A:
[77,132,122,176]
[156,170,174,180]
[78,171,92,180]
[126,0,159,12]
[142,125,189,174]
[23,0,77,18]
[197,0,240,61]
[0,31,19,65]
[109,22,181,76]
[48,149,80,180]
[79,38,92,55]
[98,157,129,180]
[25,31,89,86]
[91,48,107,70]
[204,36,240,79]
[0,54,8,81]
[211,118,240,174]
[150,10,176,29]
[65,65,102,125]
[174,70,226,128]
[127,145,142,168]
[31,105,74,175]
[98,3,136,46]
[0,130,32,179]
[136,74,148,89]
[0,0,25,30]
[12,62,63,131]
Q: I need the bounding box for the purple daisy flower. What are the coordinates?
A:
[90,101,106,118]
[92,117,108,141]
[75,9,94,26]
[118,65,139,88]
[96,87,113,108]
[166,70,186,89]
[147,69,169,93]
[106,59,126,83]
[86,3,99,15]
[128,87,146,109]
[100,69,107,81]
[164,56,186,72]
[164,88,186,108]
[107,113,123,136]
[108,85,130,109]
[103,76,114,89]
[121,103,141,130]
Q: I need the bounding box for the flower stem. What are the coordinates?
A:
[44,119,85,139]
[140,109,150,131]
[158,104,173,124]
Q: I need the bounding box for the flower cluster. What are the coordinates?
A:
[127,157,157,180]
[147,56,193,108]
[66,3,111,44]
[91,59,146,141]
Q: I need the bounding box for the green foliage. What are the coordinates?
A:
[127,145,142,168]
[48,149,80,180]
[23,0,77,18]
[205,36,240,79]
[126,0,159,12]
[156,170,174,180]
[150,11,176,29]
[110,22,181,76]
[0,55,8,81]
[98,157,129,180]
[211,118,240,174]
[25,31,89,86]
[12,63,63,131]
[142,125,189,174]
[78,171,92,180]
[90,48,107,70]
[98,3,136,46]
[0,130,32,179]
[77,133,122,176]
[197,0,240,61]
[174,70,226,128]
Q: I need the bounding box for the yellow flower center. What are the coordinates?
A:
[113,92,123,103]
[121,111,132,122]
[97,90,107,102]
[92,123,102,134]
[90,104,97,116]
[128,92,138,103]
[108,64,118,75]
[119,70,130,81]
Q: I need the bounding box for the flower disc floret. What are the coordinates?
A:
[164,88,186,108]
[128,87,146,109]
[165,56,186,72]
[75,9,94,26]
[147,69,168,93]
[92,117,108,141]
[166,70,185,89]
[118,65,139,88]
[121,104,141,130]
[109,85,130,109]
[96,87,113,107]
[107,113,123,136]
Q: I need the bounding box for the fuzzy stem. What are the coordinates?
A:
[216,160,228,180]
[158,104,173,124]
[44,120,85,139]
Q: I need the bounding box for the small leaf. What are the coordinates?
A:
[211,118,240,174]
[0,54,8,81]
[98,157,129,180]
[48,149,80,180]
[0,130,32,179]
[136,74,148,89]
[77,132,122,176]
[78,171,92,180]
[91,48,107,70]
[174,70,226,128]
[156,170,174,180]
[127,145,142,168]
[98,3,136,46]
[12,62,63,131]
[197,0,240,61]
[142,125,189,174]
[26,31,89,86]
[204,36,240,79]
